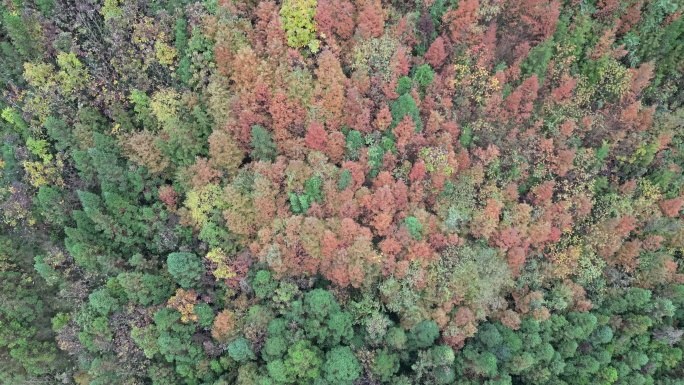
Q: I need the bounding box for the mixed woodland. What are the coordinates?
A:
[1,0,684,384]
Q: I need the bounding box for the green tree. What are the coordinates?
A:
[397,76,412,95]
[390,94,421,131]
[323,346,361,385]
[228,337,256,362]
[372,349,400,382]
[88,289,121,316]
[408,320,439,349]
[338,169,352,190]
[520,38,554,82]
[250,125,277,162]
[167,252,205,289]
[268,340,323,383]
[252,270,278,299]
[403,216,423,240]
[345,130,365,160]
[413,64,435,90]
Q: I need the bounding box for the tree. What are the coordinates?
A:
[167,252,205,289]
[443,0,480,43]
[372,349,401,381]
[403,216,424,240]
[504,74,539,122]
[280,0,320,51]
[659,197,683,218]
[424,36,448,68]
[394,115,418,151]
[125,130,169,174]
[409,320,439,349]
[391,94,422,131]
[356,0,384,39]
[88,289,121,316]
[304,289,341,320]
[184,157,221,188]
[167,288,199,323]
[345,130,365,160]
[338,169,352,190]
[209,130,244,175]
[505,0,560,42]
[36,185,71,227]
[269,340,323,383]
[211,310,236,343]
[117,272,173,306]
[251,125,278,162]
[252,270,278,299]
[228,337,256,362]
[2,11,45,60]
[314,51,346,129]
[55,52,90,96]
[520,38,554,82]
[305,122,328,151]
[413,64,435,90]
[323,346,361,385]
[158,185,177,209]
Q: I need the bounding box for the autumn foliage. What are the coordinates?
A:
[4,0,684,384]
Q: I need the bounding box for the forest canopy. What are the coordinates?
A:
[1,0,684,384]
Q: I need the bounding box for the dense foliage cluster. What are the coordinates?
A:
[1,0,684,384]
